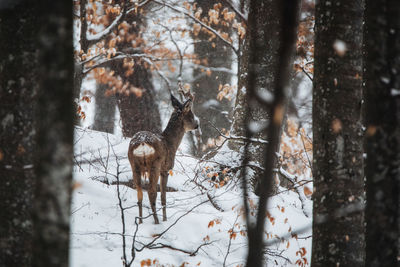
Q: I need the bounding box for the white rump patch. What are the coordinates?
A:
[133,143,155,157]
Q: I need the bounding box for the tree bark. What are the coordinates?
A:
[364,0,400,266]
[112,11,161,137]
[192,0,233,154]
[92,83,116,133]
[230,0,281,195]
[32,1,74,266]
[311,1,365,266]
[0,1,73,266]
[0,2,37,266]
[114,61,161,137]
[244,0,300,265]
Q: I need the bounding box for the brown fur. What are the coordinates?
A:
[128,95,198,224]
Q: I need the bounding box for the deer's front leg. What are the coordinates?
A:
[160,171,169,221]
[148,165,161,224]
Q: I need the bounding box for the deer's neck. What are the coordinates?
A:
[162,112,185,153]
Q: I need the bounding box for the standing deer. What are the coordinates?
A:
[128,92,198,224]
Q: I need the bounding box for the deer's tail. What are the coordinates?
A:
[132,142,155,157]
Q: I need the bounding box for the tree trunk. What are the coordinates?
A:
[244,0,300,265]
[311,1,365,266]
[32,1,74,266]
[230,0,281,195]
[114,61,161,137]
[111,11,161,137]
[0,1,73,266]
[364,1,400,266]
[0,2,37,266]
[192,0,233,155]
[92,83,116,133]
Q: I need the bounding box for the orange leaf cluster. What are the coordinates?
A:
[295,247,308,267]
[207,218,222,228]
[279,119,312,182]
[217,83,236,101]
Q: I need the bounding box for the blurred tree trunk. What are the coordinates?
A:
[192,0,233,155]
[32,1,74,266]
[0,2,37,266]
[311,0,365,266]
[364,0,400,265]
[0,1,73,266]
[230,0,281,195]
[244,0,300,265]
[92,83,116,133]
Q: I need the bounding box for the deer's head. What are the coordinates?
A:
[171,93,199,132]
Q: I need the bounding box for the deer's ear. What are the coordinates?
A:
[171,94,182,110]
[182,99,192,113]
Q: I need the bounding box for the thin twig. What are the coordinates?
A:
[223,214,240,267]
[152,0,239,55]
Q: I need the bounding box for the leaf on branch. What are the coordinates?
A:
[303,186,312,197]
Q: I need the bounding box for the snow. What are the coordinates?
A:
[70,127,312,266]
[333,40,347,57]
[390,88,400,96]
[256,89,274,104]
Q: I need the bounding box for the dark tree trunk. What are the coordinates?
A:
[111,11,161,137]
[230,0,281,195]
[114,62,161,137]
[32,1,74,266]
[244,0,300,265]
[192,0,233,154]
[311,0,365,266]
[0,2,37,266]
[92,83,116,133]
[364,0,400,266]
[0,1,73,266]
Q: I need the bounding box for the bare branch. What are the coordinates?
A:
[137,199,209,251]
[152,0,239,55]
[142,241,212,256]
[223,214,240,267]
[300,66,313,81]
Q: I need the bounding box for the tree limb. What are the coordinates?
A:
[152,0,239,55]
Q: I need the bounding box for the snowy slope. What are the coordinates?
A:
[70,127,312,267]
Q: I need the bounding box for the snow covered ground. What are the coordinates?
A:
[70,127,312,267]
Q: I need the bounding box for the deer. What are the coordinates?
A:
[127,91,198,224]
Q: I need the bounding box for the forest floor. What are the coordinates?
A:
[70,127,312,267]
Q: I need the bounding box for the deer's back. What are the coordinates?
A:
[128,131,168,172]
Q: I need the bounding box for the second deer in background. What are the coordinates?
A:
[128,92,199,224]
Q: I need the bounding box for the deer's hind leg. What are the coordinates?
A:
[131,162,143,224]
[160,171,169,221]
[148,163,161,224]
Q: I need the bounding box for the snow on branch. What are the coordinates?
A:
[83,0,153,47]
[152,0,239,55]
[221,0,248,23]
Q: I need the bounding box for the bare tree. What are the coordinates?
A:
[364,0,400,265]
[311,0,365,266]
